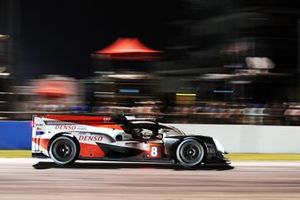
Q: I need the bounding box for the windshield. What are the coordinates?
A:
[159,125,186,137]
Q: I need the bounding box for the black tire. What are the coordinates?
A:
[49,136,78,165]
[176,138,205,168]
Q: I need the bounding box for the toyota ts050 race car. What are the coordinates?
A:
[32,114,229,168]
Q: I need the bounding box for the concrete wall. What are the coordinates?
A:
[0,121,31,149]
[170,124,300,153]
[0,121,300,153]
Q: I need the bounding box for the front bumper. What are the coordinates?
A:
[205,150,231,165]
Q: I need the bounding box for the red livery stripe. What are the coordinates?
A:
[79,143,105,158]
[44,114,123,130]
[94,124,123,130]
[45,114,112,122]
[32,138,50,150]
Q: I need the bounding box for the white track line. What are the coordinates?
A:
[232,161,300,167]
[0,158,300,167]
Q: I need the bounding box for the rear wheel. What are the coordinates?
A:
[176,139,205,168]
[49,136,78,165]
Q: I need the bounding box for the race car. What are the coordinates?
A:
[32,114,229,168]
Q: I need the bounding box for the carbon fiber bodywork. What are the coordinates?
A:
[76,135,229,165]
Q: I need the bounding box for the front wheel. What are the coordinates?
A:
[176,139,205,168]
[49,136,78,165]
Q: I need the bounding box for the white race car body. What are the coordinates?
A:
[32,114,229,168]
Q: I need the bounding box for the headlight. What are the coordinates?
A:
[213,138,225,153]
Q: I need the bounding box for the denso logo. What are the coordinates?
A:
[55,125,77,130]
[79,135,103,142]
[103,117,111,122]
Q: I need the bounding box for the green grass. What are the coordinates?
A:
[0,151,299,160]
[0,150,31,158]
[228,153,300,161]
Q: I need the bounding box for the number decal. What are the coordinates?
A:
[148,144,162,158]
[150,146,158,157]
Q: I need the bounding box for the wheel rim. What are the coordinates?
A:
[50,137,77,164]
[176,139,204,167]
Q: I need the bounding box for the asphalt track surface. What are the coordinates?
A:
[0,159,300,200]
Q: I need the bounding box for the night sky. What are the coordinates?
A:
[12,0,300,82]
[18,0,180,79]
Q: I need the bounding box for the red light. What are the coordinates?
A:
[98,38,161,54]
[95,38,162,60]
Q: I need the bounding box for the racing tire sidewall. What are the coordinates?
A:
[176,138,205,168]
[49,136,78,165]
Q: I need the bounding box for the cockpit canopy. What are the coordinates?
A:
[112,115,186,138]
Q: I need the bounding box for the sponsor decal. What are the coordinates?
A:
[79,135,103,142]
[103,117,112,123]
[55,125,77,130]
[35,131,45,136]
[125,142,140,145]
[35,123,44,131]
[76,125,88,131]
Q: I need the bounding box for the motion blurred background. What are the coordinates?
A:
[1,0,300,125]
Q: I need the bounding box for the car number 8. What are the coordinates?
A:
[148,145,162,158]
[150,146,158,157]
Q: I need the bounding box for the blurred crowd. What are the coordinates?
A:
[1,72,300,126]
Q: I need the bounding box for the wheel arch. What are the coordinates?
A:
[48,132,80,153]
